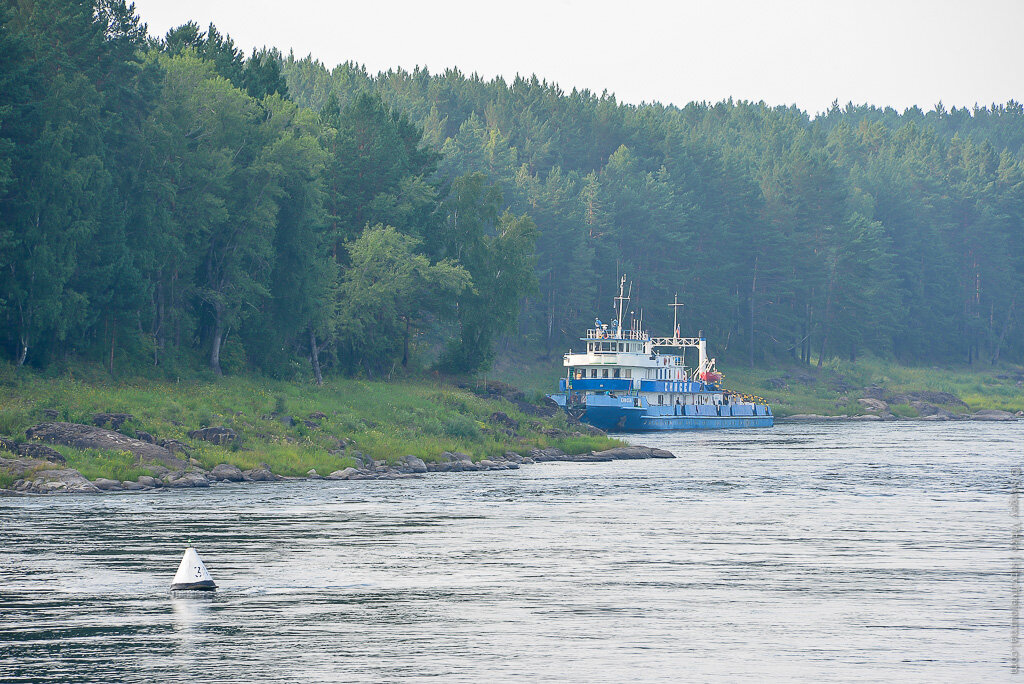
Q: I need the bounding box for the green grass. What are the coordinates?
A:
[50,445,155,482]
[888,403,921,419]
[0,365,623,483]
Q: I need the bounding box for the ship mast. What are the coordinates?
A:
[648,292,713,379]
[669,293,684,341]
[613,275,629,338]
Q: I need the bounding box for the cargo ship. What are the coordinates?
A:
[547,277,773,432]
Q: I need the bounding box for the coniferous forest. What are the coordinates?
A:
[2,1,1024,381]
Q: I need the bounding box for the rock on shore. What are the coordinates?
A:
[25,422,186,470]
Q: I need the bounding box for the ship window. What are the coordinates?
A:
[618,343,624,351]
[587,342,593,352]
[602,369,609,378]
[591,369,597,378]
[613,368,620,378]
[658,395,664,405]
[624,369,631,378]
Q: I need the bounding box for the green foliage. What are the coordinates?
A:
[52,446,154,482]
[3,2,1024,384]
[436,174,538,372]
[888,403,921,419]
[335,225,470,375]
[0,404,31,438]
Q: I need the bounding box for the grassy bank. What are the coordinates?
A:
[0,366,621,482]
[491,353,1024,417]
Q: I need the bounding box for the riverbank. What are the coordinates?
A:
[0,370,627,493]
[0,439,673,495]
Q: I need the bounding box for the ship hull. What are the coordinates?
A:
[583,404,774,432]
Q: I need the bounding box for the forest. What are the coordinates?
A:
[2,0,1023,382]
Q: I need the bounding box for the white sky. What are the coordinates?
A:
[131,0,1023,115]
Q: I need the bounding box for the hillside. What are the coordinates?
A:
[1,5,1023,382]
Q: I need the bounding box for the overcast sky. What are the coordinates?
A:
[131,0,1023,115]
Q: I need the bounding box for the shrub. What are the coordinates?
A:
[442,414,480,439]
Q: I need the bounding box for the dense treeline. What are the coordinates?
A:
[283,61,1024,368]
[2,2,1023,380]
[0,1,535,379]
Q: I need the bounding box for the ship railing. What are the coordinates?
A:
[584,328,647,340]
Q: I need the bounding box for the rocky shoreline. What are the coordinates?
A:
[0,418,673,495]
[781,388,1021,422]
[781,410,1021,421]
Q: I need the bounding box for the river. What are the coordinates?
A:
[1,421,1021,682]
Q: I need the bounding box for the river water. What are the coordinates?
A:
[1,421,1022,682]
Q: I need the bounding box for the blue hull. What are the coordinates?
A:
[583,404,773,432]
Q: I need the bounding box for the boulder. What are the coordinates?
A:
[137,475,161,488]
[309,411,327,420]
[162,472,210,488]
[243,467,281,482]
[0,455,54,479]
[857,397,889,413]
[861,386,887,400]
[478,459,511,470]
[186,426,237,446]
[306,469,321,479]
[889,391,967,407]
[209,463,245,482]
[16,442,66,463]
[972,409,1016,421]
[31,468,101,494]
[592,446,675,460]
[528,445,673,462]
[0,437,16,453]
[158,438,191,456]
[93,478,122,491]
[529,447,566,461]
[92,413,133,430]
[326,467,359,480]
[396,454,427,474]
[41,408,60,419]
[25,422,185,470]
[136,431,156,444]
[488,411,519,430]
[121,480,145,491]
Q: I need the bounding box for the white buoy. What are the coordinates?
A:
[170,546,216,596]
